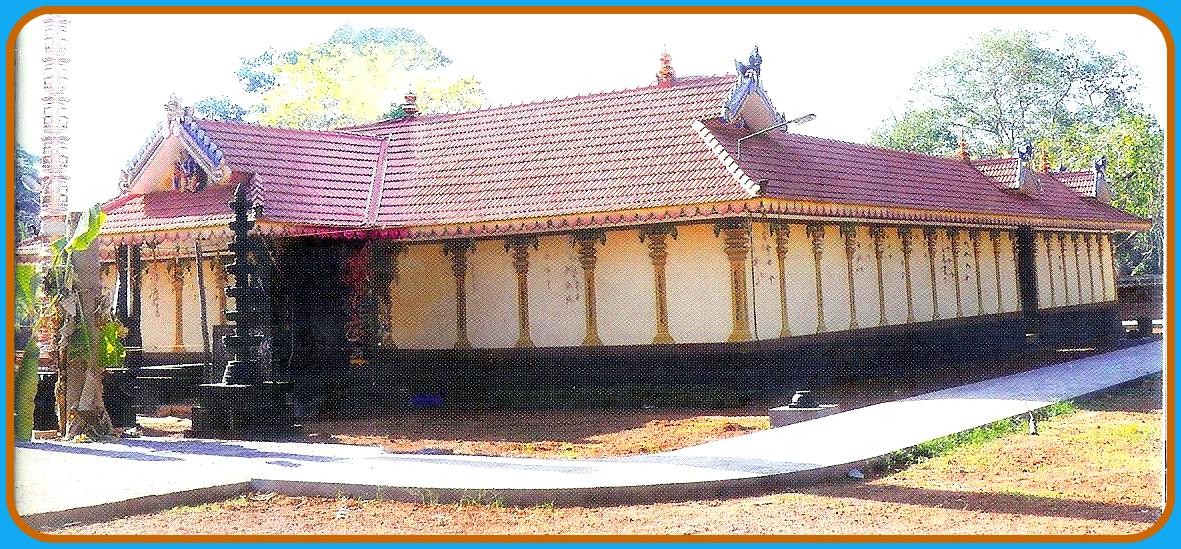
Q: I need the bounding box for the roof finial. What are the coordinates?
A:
[164,93,183,125]
[956,129,970,160]
[735,46,762,81]
[401,89,418,116]
[656,48,675,88]
[1039,146,1051,172]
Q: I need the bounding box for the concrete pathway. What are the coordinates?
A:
[13,340,1163,527]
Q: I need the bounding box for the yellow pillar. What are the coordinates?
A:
[869,226,887,326]
[923,227,940,320]
[808,223,828,332]
[640,225,677,344]
[573,230,605,346]
[969,229,984,315]
[948,228,963,317]
[168,256,188,352]
[1071,233,1084,304]
[1084,234,1096,302]
[770,222,792,338]
[899,227,916,323]
[840,223,859,329]
[1098,234,1109,301]
[716,220,752,342]
[989,230,1003,313]
[1058,232,1071,304]
[443,239,474,349]
[1043,232,1056,307]
[506,236,538,348]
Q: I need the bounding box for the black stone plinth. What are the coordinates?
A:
[191,381,297,440]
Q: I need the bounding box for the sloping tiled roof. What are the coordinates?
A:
[1055,170,1097,195]
[702,121,1145,228]
[100,73,1147,241]
[346,75,749,226]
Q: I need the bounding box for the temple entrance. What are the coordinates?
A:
[273,238,354,419]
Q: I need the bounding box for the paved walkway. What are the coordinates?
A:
[13,340,1163,526]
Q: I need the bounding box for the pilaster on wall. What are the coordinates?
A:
[443,239,474,349]
[573,230,606,346]
[867,226,887,326]
[505,236,539,348]
[639,225,677,344]
[770,222,792,338]
[840,223,859,330]
[1084,234,1097,303]
[1070,233,1084,303]
[165,256,191,352]
[1057,233,1071,305]
[947,228,963,318]
[807,223,828,333]
[1097,234,1110,301]
[715,219,753,342]
[899,227,916,323]
[923,227,940,320]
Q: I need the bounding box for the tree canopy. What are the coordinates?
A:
[198,25,484,129]
[870,29,1163,274]
[15,146,41,243]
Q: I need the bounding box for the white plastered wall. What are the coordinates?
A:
[527,234,585,347]
[665,223,732,343]
[596,229,657,346]
[465,241,518,349]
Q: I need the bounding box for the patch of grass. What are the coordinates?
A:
[881,400,1078,471]
[166,495,251,515]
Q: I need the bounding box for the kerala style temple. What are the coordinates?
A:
[88,49,1146,437]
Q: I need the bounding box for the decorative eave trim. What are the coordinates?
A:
[93,196,1149,247]
[118,122,165,190]
[177,118,231,184]
[691,120,761,197]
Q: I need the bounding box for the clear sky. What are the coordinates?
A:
[14,12,1168,210]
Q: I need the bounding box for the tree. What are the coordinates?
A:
[14,206,124,441]
[15,146,41,243]
[869,108,958,156]
[874,29,1139,156]
[193,96,248,122]
[871,29,1162,274]
[201,24,485,129]
[1044,109,1165,275]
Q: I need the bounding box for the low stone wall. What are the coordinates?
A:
[294,310,1048,418]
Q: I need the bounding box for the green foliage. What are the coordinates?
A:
[1043,109,1165,274]
[66,205,105,253]
[229,25,483,129]
[872,28,1163,273]
[99,321,127,368]
[15,263,41,329]
[15,146,41,242]
[194,96,249,122]
[869,108,958,156]
[14,341,41,442]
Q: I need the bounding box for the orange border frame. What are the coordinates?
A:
[5,4,1174,543]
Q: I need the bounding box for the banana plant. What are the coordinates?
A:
[14,205,124,441]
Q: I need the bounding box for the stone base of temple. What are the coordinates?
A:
[191,381,298,440]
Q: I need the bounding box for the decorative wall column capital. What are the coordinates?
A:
[869,225,887,325]
[807,223,828,332]
[770,222,792,337]
[641,224,677,344]
[504,235,538,348]
[840,222,860,329]
[716,219,752,342]
[899,226,915,322]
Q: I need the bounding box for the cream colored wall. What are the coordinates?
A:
[817,224,853,331]
[527,235,585,347]
[1036,233,1054,309]
[781,223,818,336]
[140,261,175,352]
[879,229,910,325]
[994,231,1020,313]
[465,241,518,349]
[666,223,732,343]
[1102,234,1118,301]
[389,243,457,349]
[748,222,782,340]
[849,225,882,329]
[932,230,958,320]
[596,230,657,346]
[908,231,935,323]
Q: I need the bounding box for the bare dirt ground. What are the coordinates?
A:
[52,372,1164,537]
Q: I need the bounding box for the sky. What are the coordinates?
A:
[14,13,1168,210]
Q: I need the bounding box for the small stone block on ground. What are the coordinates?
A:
[768,404,840,428]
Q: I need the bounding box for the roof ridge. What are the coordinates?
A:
[340,74,737,131]
[196,117,386,141]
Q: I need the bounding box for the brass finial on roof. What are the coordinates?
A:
[956,129,970,160]
[656,49,675,88]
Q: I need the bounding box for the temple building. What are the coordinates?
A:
[93,49,1148,434]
